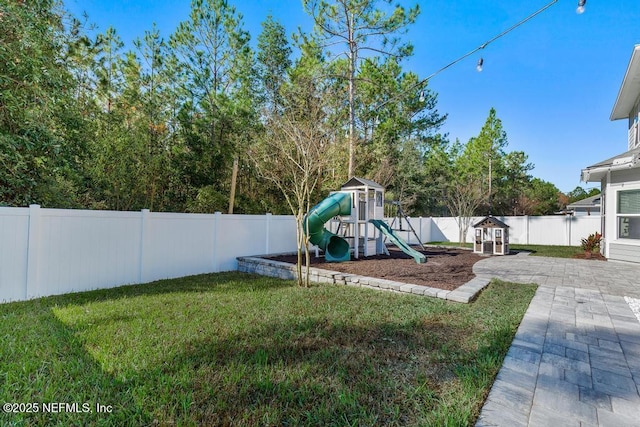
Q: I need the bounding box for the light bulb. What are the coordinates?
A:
[476,58,484,72]
[576,0,586,14]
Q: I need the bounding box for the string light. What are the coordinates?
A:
[371,0,587,111]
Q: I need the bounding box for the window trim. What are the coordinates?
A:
[616,189,640,240]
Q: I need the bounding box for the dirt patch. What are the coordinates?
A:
[267,247,484,291]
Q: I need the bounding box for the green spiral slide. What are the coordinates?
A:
[303,192,352,262]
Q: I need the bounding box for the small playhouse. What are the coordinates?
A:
[472,216,509,255]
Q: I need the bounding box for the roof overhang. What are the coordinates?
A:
[566,195,601,210]
[473,216,509,229]
[581,148,640,182]
[341,177,384,190]
[611,45,640,121]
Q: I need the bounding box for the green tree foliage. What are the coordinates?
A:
[499,151,534,215]
[433,108,560,224]
[521,178,562,215]
[170,0,256,212]
[86,26,180,211]
[1,0,567,218]
[567,186,600,204]
[304,0,420,178]
[0,0,88,207]
[456,108,508,214]
[256,15,292,111]
[356,58,445,187]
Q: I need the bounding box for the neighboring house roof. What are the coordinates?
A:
[341,177,384,189]
[566,194,601,210]
[473,216,509,229]
[581,146,640,182]
[611,44,640,121]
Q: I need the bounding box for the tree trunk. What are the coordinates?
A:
[304,217,311,288]
[228,157,239,214]
[347,12,356,179]
[296,209,304,287]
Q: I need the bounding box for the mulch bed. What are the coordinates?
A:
[267,247,484,291]
[571,252,607,261]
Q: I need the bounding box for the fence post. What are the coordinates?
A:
[139,209,150,283]
[526,215,530,245]
[25,204,42,299]
[265,213,272,254]
[212,211,221,272]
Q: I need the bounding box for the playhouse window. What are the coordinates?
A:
[617,189,640,239]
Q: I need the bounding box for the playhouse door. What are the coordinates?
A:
[474,229,482,253]
[494,229,503,255]
[482,228,493,254]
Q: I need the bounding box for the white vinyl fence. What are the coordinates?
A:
[1,205,601,303]
[396,215,601,247]
[0,205,297,303]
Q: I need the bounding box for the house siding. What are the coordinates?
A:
[628,97,640,129]
[610,167,640,184]
[604,171,640,263]
[609,243,640,263]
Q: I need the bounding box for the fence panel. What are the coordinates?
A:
[430,217,482,243]
[33,209,141,299]
[216,214,276,272]
[0,208,30,302]
[570,216,601,246]
[267,215,298,254]
[527,216,568,245]
[142,212,218,283]
[498,216,527,244]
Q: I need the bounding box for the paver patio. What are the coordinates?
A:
[474,256,640,426]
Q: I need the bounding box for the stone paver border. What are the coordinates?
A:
[237,255,491,303]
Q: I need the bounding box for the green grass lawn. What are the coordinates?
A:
[0,272,535,426]
[508,244,583,258]
[427,241,583,258]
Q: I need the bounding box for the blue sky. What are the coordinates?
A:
[64,0,640,194]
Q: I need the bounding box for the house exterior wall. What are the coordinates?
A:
[572,207,600,216]
[603,168,640,263]
[628,97,640,149]
[628,97,640,129]
[609,243,640,263]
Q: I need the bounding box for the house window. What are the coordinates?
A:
[617,189,640,239]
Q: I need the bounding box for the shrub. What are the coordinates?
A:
[580,232,602,253]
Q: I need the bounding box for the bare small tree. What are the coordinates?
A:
[250,74,332,286]
[445,177,485,246]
